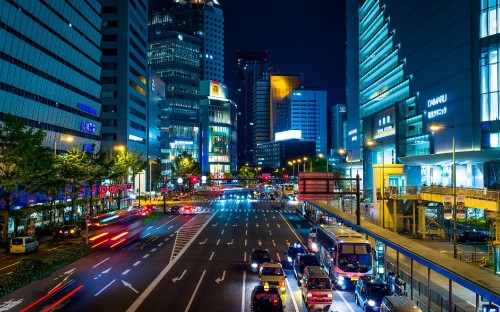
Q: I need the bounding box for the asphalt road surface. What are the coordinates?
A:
[0,199,364,312]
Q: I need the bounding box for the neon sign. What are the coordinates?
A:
[427,94,448,119]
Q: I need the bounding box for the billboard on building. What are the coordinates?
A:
[373,106,396,140]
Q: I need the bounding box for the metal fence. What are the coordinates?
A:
[386,261,468,312]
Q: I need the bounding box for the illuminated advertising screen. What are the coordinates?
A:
[372,107,395,140]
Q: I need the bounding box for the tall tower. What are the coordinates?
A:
[290,90,327,155]
[253,77,271,164]
[269,74,303,142]
[0,1,102,153]
[100,0,149,157]
[149,0,224,171]
[235,51,269,166]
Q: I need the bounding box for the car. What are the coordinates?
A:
[259,262,286,293]
[250,284,285,312]
[457,231,489,243]
[293,253,320,286]
[287,194,297,201]
[56,225,81,238]
[144,204,158,214]
[355,276,393,311]
[380,296,423,312]
[250,248,272,272]
[300,266,333,309]
[283,243,305,268]
[178,205,195,215]
[170,205,181,214]
[10,236,39,254]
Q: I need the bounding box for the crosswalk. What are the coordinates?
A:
[192,208,298,214]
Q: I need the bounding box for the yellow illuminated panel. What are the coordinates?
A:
[270,75,301,141]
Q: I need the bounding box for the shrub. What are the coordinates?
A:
[144,212,165,225]
[0,243,92,297]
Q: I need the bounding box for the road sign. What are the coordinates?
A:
[109,185,118,194]
[98,185,107,193]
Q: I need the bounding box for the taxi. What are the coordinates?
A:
[259,262,286,293]
[250,284,285,312]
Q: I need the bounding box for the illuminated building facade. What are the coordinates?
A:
[253,77,271,163]
[256,139,316,170]
[269,74,303,142]
[235,51,269,167]
[148,0,224,169]
[199,81,237,176]
[0,1,102,152]
[290,90,327,155]
[100,0,148,157]
[347,0,500,191]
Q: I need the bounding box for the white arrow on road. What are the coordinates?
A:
[277,223,281,228]
[122,280,139,293]
[227,239,234,246]
[233,223,237,227]
[172,270,187,283]
[94,268,111,280]
[212,222,217,226]
[199,238,207,245]
[215,270,226,284]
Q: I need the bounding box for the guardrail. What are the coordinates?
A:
[387,185,500,202]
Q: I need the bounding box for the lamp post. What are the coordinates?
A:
[430,123,457,259]
[303,157,308,172]
[339,148,353,212]
[149,157,153,203]
[288,161,295,180]
[367,140,385,228]
[110,144,125,158]
[54,135,74,155]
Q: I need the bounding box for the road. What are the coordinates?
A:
[0,199,363,312]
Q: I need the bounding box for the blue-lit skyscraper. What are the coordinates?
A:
[0,0,102,152]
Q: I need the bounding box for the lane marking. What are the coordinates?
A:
[0,261,20,271]
[126,213,217,312]
[92,257,110,268]
[95,279,116,296]
[209,251,215,261]
[122,269,130,275]
[216,239,220,245]
[241,271,246,312]
[157,242,163,247]
[151,248,157,252]
[133,261,141,266]
[184,270,206,312]
[284,273,300,311]
[143,254,150,259]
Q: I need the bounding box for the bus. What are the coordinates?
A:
[314,225,374,290]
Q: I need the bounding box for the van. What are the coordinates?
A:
[300,266,333,308]
[380,296,423,312]
[10,236,39,254]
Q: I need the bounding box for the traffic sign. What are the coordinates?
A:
[109,185,118,194]
[98,185,107,193]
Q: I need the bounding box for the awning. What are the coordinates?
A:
[398,150,500,166]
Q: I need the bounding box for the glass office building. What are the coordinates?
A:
[347,0,500,191]
[0,0,102,152]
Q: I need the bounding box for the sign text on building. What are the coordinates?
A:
[427,94,448,119]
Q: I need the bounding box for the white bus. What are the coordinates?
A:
[314,225,374,290]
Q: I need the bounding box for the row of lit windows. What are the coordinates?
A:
[0,21,100,84]
[0,81,99,121]
[0,51,100,102]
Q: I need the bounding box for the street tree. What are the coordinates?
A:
[0,114,52,241]
[170,151,200,177]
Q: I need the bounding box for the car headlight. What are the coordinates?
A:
[287,256,292,262]
[311,243,317,251]
[367,300,376,306]
[251,263,257,268]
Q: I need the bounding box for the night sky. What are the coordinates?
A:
[221,0,346,106]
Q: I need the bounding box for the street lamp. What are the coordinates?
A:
[288,161,295,179]
[338,148,353,212]
[430,123,457,259]
[54,135,74,155]
[110,144,125,157]
[303,157,308,172]
[366,140,385,228]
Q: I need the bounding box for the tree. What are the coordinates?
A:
[0,114,52,241]
[170,151,200,177]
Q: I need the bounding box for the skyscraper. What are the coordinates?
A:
[269,74,302,142]
[100,0,149,157]
[253,77,271,164]
[290,90,327,155]
[148,0,224,171]
[235,51,269,167]
[0,1,102,153]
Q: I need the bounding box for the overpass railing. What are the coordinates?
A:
[387,185,500,201]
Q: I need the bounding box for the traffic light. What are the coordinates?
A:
[190,176,199,184]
